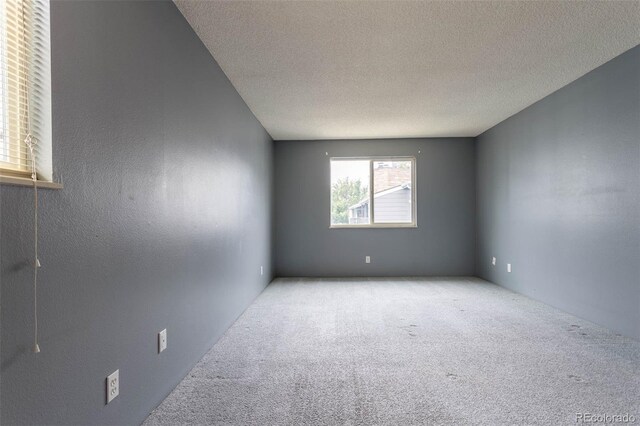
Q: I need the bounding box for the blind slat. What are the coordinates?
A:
[1,0,52,179]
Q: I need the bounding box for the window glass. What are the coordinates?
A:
[372,160,412,223]
[330,157,415,227]
[330,160,370,225]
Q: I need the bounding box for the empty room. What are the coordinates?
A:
[0,0,638,425]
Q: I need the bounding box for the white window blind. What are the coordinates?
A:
[0,0,52,181]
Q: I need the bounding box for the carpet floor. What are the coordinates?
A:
[143,277,640,425]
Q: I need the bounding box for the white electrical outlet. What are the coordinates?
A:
[106,369,119,404]
[492,257,496,266]
[365,256,371,264]
[507,263,512,273]
[260,266,263,276]
[158,329,167,353]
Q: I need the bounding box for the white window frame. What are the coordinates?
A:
[330,156,417,229]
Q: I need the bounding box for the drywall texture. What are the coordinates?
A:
[0,2,273,424]
[275,138,476,277]
[477,46,640,339]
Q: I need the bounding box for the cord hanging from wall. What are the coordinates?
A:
[24,134,40,354]
[20,0,41,354]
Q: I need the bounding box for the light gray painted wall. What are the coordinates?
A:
[275,138,476,277]
[477,45,640,339]
[0,1,273,424]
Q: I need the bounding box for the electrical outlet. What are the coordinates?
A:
[365,256,371,264]
[106,369,119,404]
[260,266,263,276]
[507,263,512,273]
[158,329,167,353]
[492,257,496,266]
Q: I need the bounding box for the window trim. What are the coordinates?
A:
[329,156,417,229]
[0,174,62,189]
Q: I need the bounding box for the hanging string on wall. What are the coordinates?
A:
[24,133,40,354]
[20,0,41,354]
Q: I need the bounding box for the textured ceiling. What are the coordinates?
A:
[174,1,640,140]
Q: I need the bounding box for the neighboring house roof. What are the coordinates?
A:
[349,183,411,210]
[374,167,411,192]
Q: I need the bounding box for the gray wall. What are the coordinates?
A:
[275,138,476,277]
[476,46,640,339]
[0,1,273,424]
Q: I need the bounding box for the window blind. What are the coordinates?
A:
[0,0,52,181]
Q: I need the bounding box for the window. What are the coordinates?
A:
[0,0,52,181]
[330,157,416,228]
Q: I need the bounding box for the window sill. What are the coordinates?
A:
[330,224,418,229]
[0,175,63,189]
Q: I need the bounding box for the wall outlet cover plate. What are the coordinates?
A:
[159,329,167,353]
[106,369,119,404]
